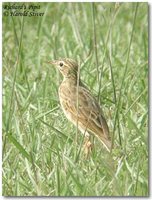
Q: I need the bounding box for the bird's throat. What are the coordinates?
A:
[63,74,81,86]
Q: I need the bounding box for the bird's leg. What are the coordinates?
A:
[83,136,93,159]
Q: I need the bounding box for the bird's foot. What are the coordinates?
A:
[83,137,93,159]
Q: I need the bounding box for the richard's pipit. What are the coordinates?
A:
[49,58,111,156]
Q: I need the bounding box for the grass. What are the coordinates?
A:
[2,2,148,196]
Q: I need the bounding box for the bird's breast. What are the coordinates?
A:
[59,82,76,101]
[58,83,76,117]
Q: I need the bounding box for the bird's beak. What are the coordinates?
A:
[47,60,59,66]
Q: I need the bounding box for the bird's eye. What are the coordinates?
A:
[59,62,63,67]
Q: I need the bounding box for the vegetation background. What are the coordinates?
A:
[2,2,148,196]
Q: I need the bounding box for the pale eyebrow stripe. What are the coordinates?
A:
[65,59,73,68]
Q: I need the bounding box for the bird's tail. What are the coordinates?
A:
[98,115,112,152]
[99,136,112,152]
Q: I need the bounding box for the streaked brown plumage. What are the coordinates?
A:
[49,58,111,154]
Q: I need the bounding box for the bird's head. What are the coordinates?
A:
[48,58,78,78]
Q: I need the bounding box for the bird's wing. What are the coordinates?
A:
[78,86,110,139]
[61,85,111,143]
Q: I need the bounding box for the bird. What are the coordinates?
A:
[48,58,111,157]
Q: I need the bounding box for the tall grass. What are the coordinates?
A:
[2,2,148,196]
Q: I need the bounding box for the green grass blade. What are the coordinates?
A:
[112,3,139,148]
[7,133,31,162]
